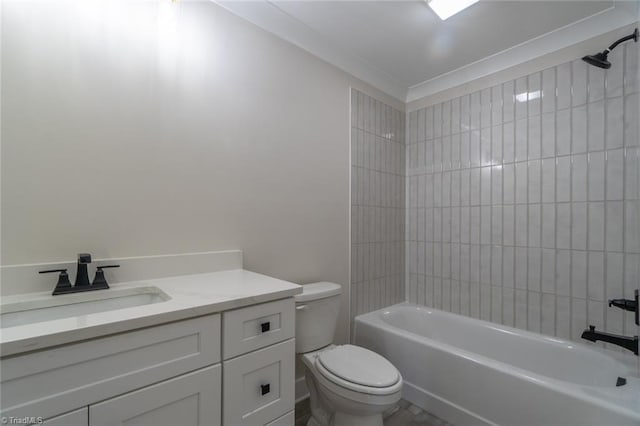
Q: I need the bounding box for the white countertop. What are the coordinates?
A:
[0,269,302,357]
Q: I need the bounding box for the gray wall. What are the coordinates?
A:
[350,90,405,327]
[1,0,402,345]
[405,42,639,348]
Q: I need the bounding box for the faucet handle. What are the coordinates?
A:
[40,269,73,295]
[589,325,596,332]
[92,265,120,289]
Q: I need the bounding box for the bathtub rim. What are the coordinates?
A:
[354,302,640,422]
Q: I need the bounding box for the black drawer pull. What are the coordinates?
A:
[260,321,271,333]
[261,383,270,395]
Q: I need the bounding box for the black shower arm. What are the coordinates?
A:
[606,28,638,53]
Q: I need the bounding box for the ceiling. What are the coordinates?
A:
[216,1,638,101]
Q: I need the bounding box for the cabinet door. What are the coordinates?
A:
[223,339,294,426]
[44,408,88,426]
[90,365,221,426]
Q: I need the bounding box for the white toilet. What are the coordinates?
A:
[295,282,403,426]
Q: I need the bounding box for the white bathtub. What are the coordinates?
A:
[354,303,640,426]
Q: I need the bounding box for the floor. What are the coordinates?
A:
[295,398,453,426]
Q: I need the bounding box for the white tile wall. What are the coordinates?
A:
[350,89,405,325]
[405,43,640,349]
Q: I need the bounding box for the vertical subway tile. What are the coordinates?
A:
[503,288,515,326]
[587,251,605,301]
[491,125,503,163]
[528,160,541,203]
[556,109,571,156]
[557,62,572,110]
[541,159,556,203]
[606,97,624,149]
[503,121,515,163]
[529,115,541,159]
[492,85,503,125]
[503,80,515,123]
[492,165,503,205]
[541,248,555,293]
[606,47,624,99]
[515,290,528,329]
[542,204,556,249]
[572,202,588,250]
[515,77,528,120]
[588,151,605,201]
[470,92,480,131]
[607,148,624,200]
[556,156,571,202]
[572,59,588,107]
[515,204,528,246]
[528,248,541,292]
[588,202,605,251]
[481,166,491,205]
[625,147,640,199]
[503,163,515,204]
[624,93,639,147]
[589,65,606,103]
[528,72,542,115]
[587,100,605,152]
[481,128,491,166]
[515,247,528,289]
[556,250,571,296]
[503,205,515,246]
[541,293,556,336]
[571,153,588,202]
[606,201,624,252]
[556,296,571,339]
[515,162,528,204]
[624,42,639,95]
[542,67,556,114]
[557,203,571,249]
[541,112,555,158]
[572,105,587,154]
[481,88,491,129]
[528,204,541,247]
[516,118,528,162]
[503,247,515,288]
[528,292,541,332]
[625,200,640,253]
[572,250,587,299]
[492,246,503,286]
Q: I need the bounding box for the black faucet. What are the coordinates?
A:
[581,326,638,356]
[39,253,120,295]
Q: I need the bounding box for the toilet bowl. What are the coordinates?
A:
[295,282,402,426]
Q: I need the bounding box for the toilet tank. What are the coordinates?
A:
[294,282,342,353]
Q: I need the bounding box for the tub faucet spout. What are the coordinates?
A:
[581,325,638,356]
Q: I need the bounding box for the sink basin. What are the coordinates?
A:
[0,287,170,329]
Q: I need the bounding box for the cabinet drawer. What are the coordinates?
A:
[90,365,221,426]
[223,339,295,426]
[223,298,294,359]
[1,314,220,421]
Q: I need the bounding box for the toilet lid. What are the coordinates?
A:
[317,345,399,388]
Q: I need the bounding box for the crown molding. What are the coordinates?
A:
[406,1,639,103]
[214,0,408,102]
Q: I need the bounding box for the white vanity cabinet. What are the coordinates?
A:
[1,297,296,426]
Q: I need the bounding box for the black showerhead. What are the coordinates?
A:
[582,51,611,69]
[582,28,638,69]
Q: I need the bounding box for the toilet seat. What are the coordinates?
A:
[314,345,402,396]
